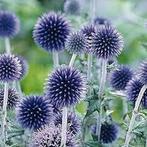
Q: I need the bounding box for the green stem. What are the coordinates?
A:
[53,51,59,68]
[16,81,23,99]
[1,83,9,146]
[61,107,68,147]
[5,38,11,54]
[97,59,107,142]
[124,84,147,147]
[69,54,77,67]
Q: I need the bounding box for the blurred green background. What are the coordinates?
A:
[0,0,147,95]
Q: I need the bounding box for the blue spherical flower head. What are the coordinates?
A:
[66,32,86,55]
[92,25,124,59]
[0,10,19,37]
[110,66,133,90]
[0,88,19,110]
[0,54,22,82]
[64,0,80,15]
[30,125,77,147]
[81,25,96,53]
[91,122,118,144]
[94,17,111,27]
[45,65,87,108]
[54,112,81,135]
[16,96,53,130]
[33,12,70,52]
[126,79,147,108]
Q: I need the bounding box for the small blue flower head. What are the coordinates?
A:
[110,66,133,90]
[126,79,147,108]
[94,17,111,27]
[81,24,96,53]
[64,0,80,15]
[92,25,124,59]
[0,10,19,38]
[54,112,81,135]
[91,122,118,144]
[138,60,147,85]
[30,125,77,147]
[16,95,53,130]
[0,54,22,82]
[33,12,70,52]
[0,88,19,110]
[16,56,29,80]
[45,65,87,108]
[66,32,86,55]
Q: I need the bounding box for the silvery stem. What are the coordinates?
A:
[5,38,11,54]
[87,54,92,81]
[53,51,59,68]
[69,54,77,67]
[61,107,68,147]
[124,84,147,147]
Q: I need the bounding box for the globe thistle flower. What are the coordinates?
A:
[66,32,86,55]
[0,10,19,37]
[30,125,77,147]
[16,95,53,130]
[0,88,19,110]
[92,25,124,59]
[16,56,28,80]
[0,54,22,82]
[94,17,111,27]
[110,66,133,90]
[91,122,118,144]
[138,60,147,85]
[45,65,87,108]
[54,112,81,135]
[64,0,80,15]
[33,12,70,52]
[81,25,96,53]
[126,79,147,108]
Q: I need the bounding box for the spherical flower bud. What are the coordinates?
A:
[0,10,19,37]
[45,65,87,108]
[0,54,22,82]
[91,122,118,144]
[81,24,96,53]
[54,112,81,135]
[30,125,77,147]
[66,32,86,55]
[0,88,19,110]
[16,95,53,130]
[94,17,111,27]
[64,0,80,15]
[92,25,124,59]
[33,12,70,52]
[126,79,147,108]
[110,66,133,90]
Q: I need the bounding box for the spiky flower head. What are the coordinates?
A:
[126,79,147,108]
[33,12,70,52]
[16,95,53,130]
[16,56,28,80]
[110,66,133,90]
[30,125,77,147]
[45,65,87,108]
[64,0,80,15]
[66,32,86,55]
[0,54,22,82]
[92,25,123,59]
[94,17,111,27]
[91,122,118,144]
[81,25,96,53]
[0,10,19,37]
[138,60,147,85]
[0,88,19,110]
[54,112,81,135]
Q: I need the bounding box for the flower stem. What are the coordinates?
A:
[16,81,23,99]
[61,107,68,147]
[69,54,77,67]
[124,84,147,147]
[5,38,11,54]
[97,59,107,142]
[53,51,59,68]
[87,54,92,81]
[1,83,9,146]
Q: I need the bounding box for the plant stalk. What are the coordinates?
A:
[53,51,59,68]
[69,54,77,67]
[5,38,11,54]
[87,54,92,81]
[124,84,147,147]
[61,107,68,147]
